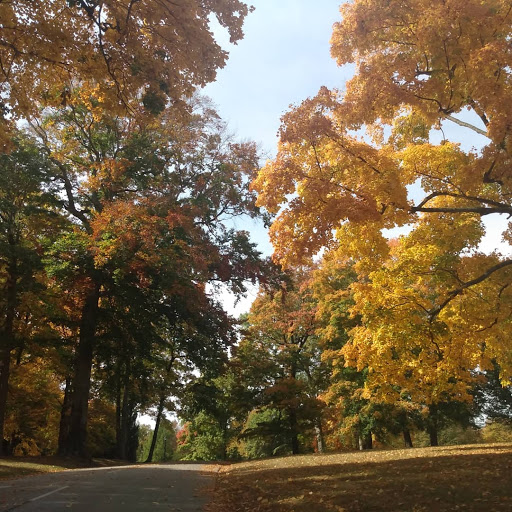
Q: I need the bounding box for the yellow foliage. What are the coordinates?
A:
[254,0,512,403]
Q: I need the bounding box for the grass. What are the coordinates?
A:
[207,443,512,511]
[0,456,131,481]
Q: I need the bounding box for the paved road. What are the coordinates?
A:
[0,464,217,511]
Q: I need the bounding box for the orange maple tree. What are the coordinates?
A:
[0,0,252,144]
[238,269,326,454]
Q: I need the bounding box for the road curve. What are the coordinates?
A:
[0,463,218,511]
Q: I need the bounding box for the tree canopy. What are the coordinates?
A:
[2,0,512,462]
[0,0,252,145]
[253,0,512,403]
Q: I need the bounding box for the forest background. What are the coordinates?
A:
[1,0,512,464]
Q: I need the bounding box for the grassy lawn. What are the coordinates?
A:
[207,443,512,512]
[0,456,130,481]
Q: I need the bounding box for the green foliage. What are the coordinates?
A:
[473,363,512,421]
[481,420,512,444]
[86,399,117,458]
[238,409,292,459]
[137,419,177,462]
[438,424,482,446]
[176,412,226,461]
[137,425,153,462]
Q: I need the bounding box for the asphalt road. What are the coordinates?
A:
[0,463,217,511]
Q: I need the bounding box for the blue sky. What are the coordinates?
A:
[203,1,349,314]
[205,1,348,159]
[204,0,351,260]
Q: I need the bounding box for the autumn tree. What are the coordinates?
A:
[0,135,63,455]
[237,269,325,455]
[143,298,237,463]
[0,0,252,145]
[253,0,512,406]
[28,93,262,457]
[311,254,420,449]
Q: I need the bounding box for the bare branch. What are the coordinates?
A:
[414,206,504,215]
[467,98,489,127]
[411,191,512,216]
[443,114,488,137]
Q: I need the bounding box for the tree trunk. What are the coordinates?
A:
[117,365,131,460]
[59,285,100,457]
[315,422,324,453]
[126,408,139,462]
[0,253,17,456]
[428,426,439,447]
[289,408,299,455]
[146,355,176,462]
[146,395,165,463]
[359,431,373,450]
[57,377,72,456]
[287,362,300,455]
[115,374,122,457]
[0,348,11,456]
[221,420,228,460]
[428,404,439,447]
[403,428,413,448]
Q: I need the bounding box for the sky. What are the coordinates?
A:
[204,1,347,159]
[203,1,349,315]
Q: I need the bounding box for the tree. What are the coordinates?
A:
[312,255,420,449]
[4,356,62,455]
[253,0,512,401]
[180,371,243,461]
[237,269,325,455]
[0,135,62,455]
[143,298,237,463]
[473,362,512,422]
[86,398,118,458]
[238,408,292,459]
[176,411,226,461]
[0,0,253,145]
[138,419,177,462]
[30,95,262,457]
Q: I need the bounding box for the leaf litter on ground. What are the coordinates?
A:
[206,443,512,512]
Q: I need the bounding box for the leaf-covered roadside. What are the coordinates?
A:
[207,444,512,512]
[0,456,130,480]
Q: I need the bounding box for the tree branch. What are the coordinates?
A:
[414,206,506,215]
[429,259,512,320]
[443,114,488,137]
[54,160,92,231]
[411,191,512,216]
